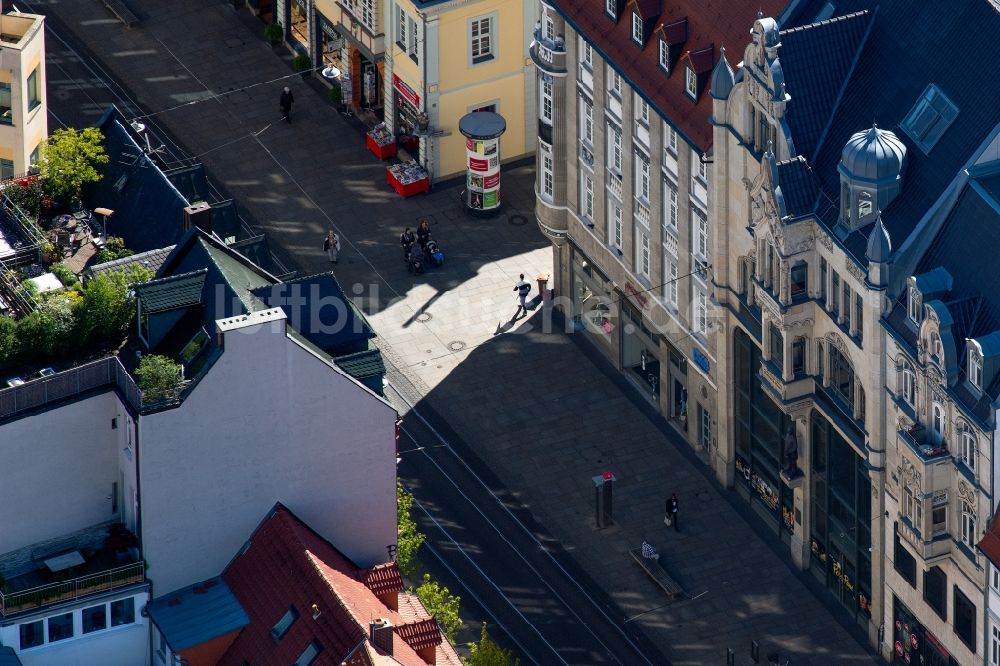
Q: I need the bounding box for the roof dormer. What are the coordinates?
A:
[627,0,661,47]
[654,17,687,75]
[605,0,625,21]
[680,44,714,102]
[967,332,1000,393]
[920,300,959,385]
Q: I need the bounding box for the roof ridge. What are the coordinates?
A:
[780,8,869,35]
[135,267,208,288]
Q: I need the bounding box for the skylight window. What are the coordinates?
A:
[901,84,958,154]
[271,607,299,641]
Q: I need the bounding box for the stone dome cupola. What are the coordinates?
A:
[837,124,907,231]
[710,46,735,100]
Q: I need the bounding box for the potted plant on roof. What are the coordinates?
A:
[293,54,313,80]
[264,22,283,48]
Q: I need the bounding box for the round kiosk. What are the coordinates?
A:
[458,111,506,216]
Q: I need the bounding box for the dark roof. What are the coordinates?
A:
[632,0,660,20]
[804,0,1000,260]
[148,577,250,652]
[219,504,459,666]
[978,505,1000,567]
[776,156,821,217]
[87,245,175,279]
[85,106,190,253]
[335,349,386,380]
[165,164,212,204]
[135,269,208,314]
[552,0,787,150]
[0,647,22,666]
[777,10,873,158]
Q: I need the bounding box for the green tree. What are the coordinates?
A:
[15,310,60,360]
[135,354,182,402]
[416,573,461,644]
[396,483,425,578]
[94,236,133,265]
[39,293,77,357]
[0,315,16,362]
[77,264,151,343]
[38,127,109,207]
[466,623,520,666]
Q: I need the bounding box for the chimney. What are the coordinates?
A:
[183,201,212,233]
[369,618,393,655]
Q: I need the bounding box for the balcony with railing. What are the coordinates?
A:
[898,425,950,462]
[0,522,146,618]
[531,29,566,73]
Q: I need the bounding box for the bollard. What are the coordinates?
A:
[726,647,735,666]
[751,639,760,663]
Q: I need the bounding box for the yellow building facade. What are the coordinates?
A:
[383,0,537,179]
[0,12,47,179]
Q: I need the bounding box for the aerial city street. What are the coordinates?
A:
[0,0,998,664]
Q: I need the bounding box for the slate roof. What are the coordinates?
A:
[804,0,1000,260]
[85,107,189,253]
[148,577,250,652]
[135,269,208,314]
[219,503,461,666]
[775,156,821,218]
[87,245,175,279]
[335,349,386,380]
[777,10,873,159]
[551,0,786,150]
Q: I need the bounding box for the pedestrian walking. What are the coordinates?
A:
[666,493,679,532]
[399,227,415,262]
[513,274,531,319]
[324,230,340,264]
[279,86,294,123]
[416,219,431,249]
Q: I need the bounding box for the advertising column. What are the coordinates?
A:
[458,112,506,216]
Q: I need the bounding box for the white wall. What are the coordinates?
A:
[139,317,398,593]
[0,392,121,556]
[0,591,149,666]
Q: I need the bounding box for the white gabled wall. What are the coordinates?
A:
[138,316,398,593]
[0,392,121,557]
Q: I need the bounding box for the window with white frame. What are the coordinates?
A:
[970,347,983,389]
[396,6,406,46]
[932,402,944,444]
[693,209,708,258]
[991,624,1000,666]
[470,16,494,64]
[580,173,594,220]
[900,361,916,405]
[361,0,375,30]
[582,42,593,68]
[635,228,650,277]
[540,79,553,122]
[994,567,1000,593]
[608,66,622,97]
[697,154,707,181]
[658,40,669,71]
[636,97,649,125]
[542,154,554,198]
[685,66,697,98]
[605,0,616,18]
[667,126,677,152]
[608,199,623,249]
[962,428,976,471]
[635,157,650,200]
[408,17,418,60]
[664,259,678,307]
[696,290,708,334]
[700,405,712,449]
[580,98,594,143]
[961,501,976,548]
[631,13,643,44]
[544,13,555,41]
[608,124,622,172]
[908,285,922,323]
[663,182,678,231]
[903,484,922,527]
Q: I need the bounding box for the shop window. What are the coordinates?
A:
[0,82,11,125]
[790,261,807,298]
[48,612,74,642]
[923,567,947,620]
[769,323,784,372]
[792,337,806,375]
[894,524,916,587]
[20,619,43,649]
[27,67,40,111]
[470,16,495,64]
[954,586,976,650]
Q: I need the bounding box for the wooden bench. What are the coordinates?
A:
[629,548,684,600]
[99,0,139,27]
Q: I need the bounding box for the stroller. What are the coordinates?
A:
[407,244,425,275]
[424,239,445,267]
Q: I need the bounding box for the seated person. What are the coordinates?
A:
[641,539,660,561]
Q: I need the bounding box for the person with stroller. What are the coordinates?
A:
[416,219,431,250]
[400,227,416,262]
[408,242,425,274]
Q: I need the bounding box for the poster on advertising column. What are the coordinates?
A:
[459,111,506,214]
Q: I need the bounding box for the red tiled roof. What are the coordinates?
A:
[553,0,786,150]
[659,18,688,45]
[631,0,661,21]
[361,562,404,598]
[219,504,460,666]
[978,505,1000,566]
[396,619,442,652]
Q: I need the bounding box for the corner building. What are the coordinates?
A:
[711,0,1000,662]
[531,0,785,456]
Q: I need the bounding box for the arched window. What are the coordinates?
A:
[857,191,873,219]
[961,501,976,548]
[930,332,943,361]
[829,346,855,407]
[961,427,976,472]
[899,361,916,406]
[931,403,944,444]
